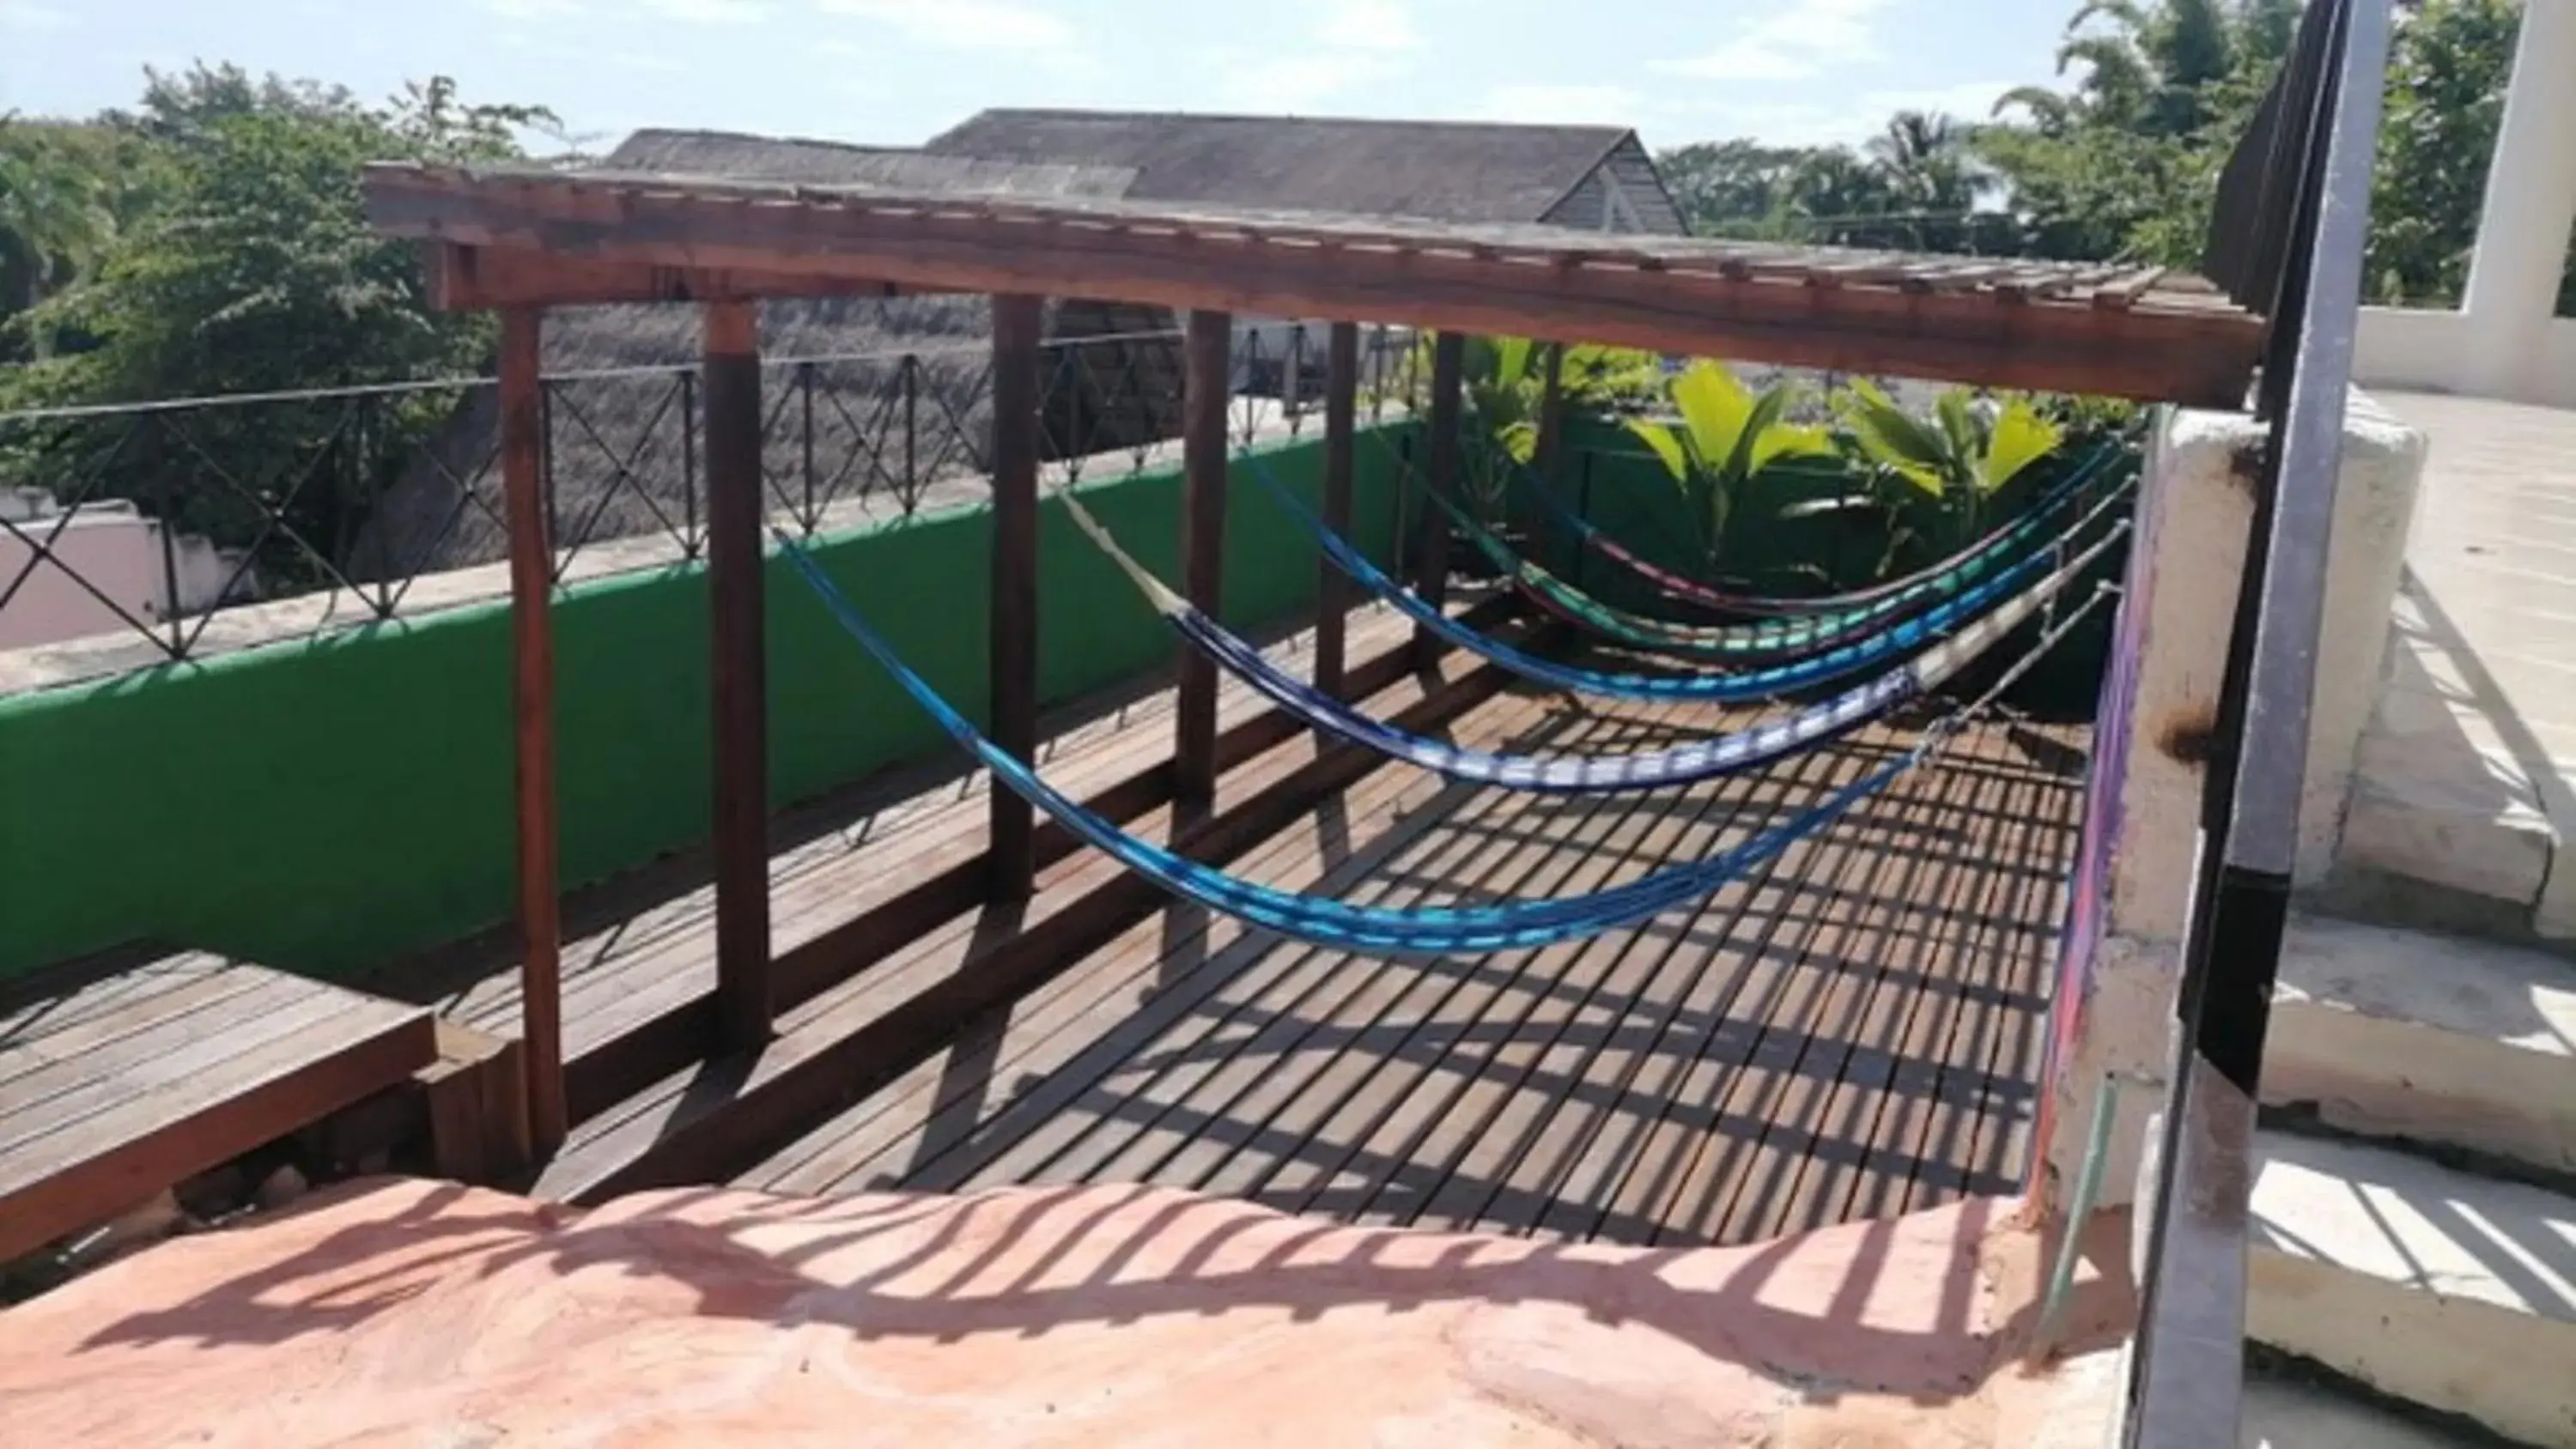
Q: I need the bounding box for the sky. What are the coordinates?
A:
[0,0,2085,155]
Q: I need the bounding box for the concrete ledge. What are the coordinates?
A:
[2265,913,2576,1176]
[2246,1128,2576,1446]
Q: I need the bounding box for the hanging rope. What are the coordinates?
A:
[1059,483,2127,794]
[1436,441,2126,658]
[772,524,2113,955]
[1247,440,2137,703]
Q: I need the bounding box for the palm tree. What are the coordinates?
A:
[0,117,115,356]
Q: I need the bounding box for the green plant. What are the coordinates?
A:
[1438,334,1662,519]
[1838,381,2066,570]
[1624,361,1837,574]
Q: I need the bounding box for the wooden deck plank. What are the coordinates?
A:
[431,603,1419,1040]
[1506,733,1866,1243]
[1780,720,2028,1233]
[0,956,435,1262]
[0,949,232,1042]
[780,690,1569,1198]
[720,684,2087,1249]
[1944,726,2085,1202]
[1691,727,1994,1246]
[1249,700,1746,1230]
[739,721,1485,1196]
[1569,730,1915,1246]
[531,636,1515,1202]
[1060,700,1660,1204]
[1403,718,1870,1239]
[887,690,1577,1192]
[1880,728,2061,1218]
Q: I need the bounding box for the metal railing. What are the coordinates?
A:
[2125,2,2392,1445]
[0,319,1436,691]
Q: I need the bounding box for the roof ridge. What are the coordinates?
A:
[951,107,1631,136]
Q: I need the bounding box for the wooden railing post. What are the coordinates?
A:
[1177,308,1232,802]
[1413,330,1466,668]
[702,300,772,1052]
[988,294,1045,897]
[1315,321,1358,700]
[498,306,564,1155]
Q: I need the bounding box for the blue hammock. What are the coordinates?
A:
[1496,433,2117,622]
[1059,488,2114,794]
[774,530,1925,955]
[1246,444,2131,703]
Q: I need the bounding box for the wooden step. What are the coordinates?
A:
[530,644,1517,1203]
[0,949,437,1262]
[2265,912,2576,1176]
[2246,1126,2576,1446]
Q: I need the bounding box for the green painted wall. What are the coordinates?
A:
[0,429,1407,983]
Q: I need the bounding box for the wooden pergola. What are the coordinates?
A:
[362,161,2266,1154]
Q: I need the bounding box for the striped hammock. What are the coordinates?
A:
[1504,436,2120,621]
[1438,443,2124,660]
[1060,488,2114,794]
[773,529,1928,955]
[1247,443,2132,704]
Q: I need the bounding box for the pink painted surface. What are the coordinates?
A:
[0,1179,2131,1446]
[2030,493,2155,1190]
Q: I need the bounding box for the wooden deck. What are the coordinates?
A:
[733,682,2087,1246]
[0,948,437,1262]
[360,602,1496,1156]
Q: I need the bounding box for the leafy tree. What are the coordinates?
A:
[2,67,554,579]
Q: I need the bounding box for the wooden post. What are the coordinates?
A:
[498,307,565,1155]
[1315,321,1359,700]
[1177,308,1231,803]
[988,294,1045,897]
[1413,330,1466,667]
[702,300,771,1052]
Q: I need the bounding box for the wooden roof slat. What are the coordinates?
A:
[361,162,2263,406]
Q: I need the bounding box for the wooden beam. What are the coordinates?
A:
[1413,331,1465,669]
[702,300,772,1053]
[497,306,565,1155]
[988,293,1045,898]
[362,167,2264,406]
[427,243,916,310]
[1315,321,1358,700]
[1177,308,1231,803]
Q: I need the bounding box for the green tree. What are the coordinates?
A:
[3,67,554,575]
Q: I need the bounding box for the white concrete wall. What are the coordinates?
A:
[2038,393,2427,1215]
[2354,306,2576,408]
[0,503,250,653]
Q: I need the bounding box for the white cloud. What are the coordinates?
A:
[1660,0,1889,82]
[1860,79,2021,125]
[476,0,586,17]
[0,0,76,25]
[1226,51,1408,113]
[646,0,771,19]
[815,0,1073,50]
[610,50,687,72]
[1314,0,1418,52]
[1478,83,1643,125]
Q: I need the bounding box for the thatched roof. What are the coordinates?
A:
[923,110,1639,224]
[349,133,1173,581]
[604,128,1139,199]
